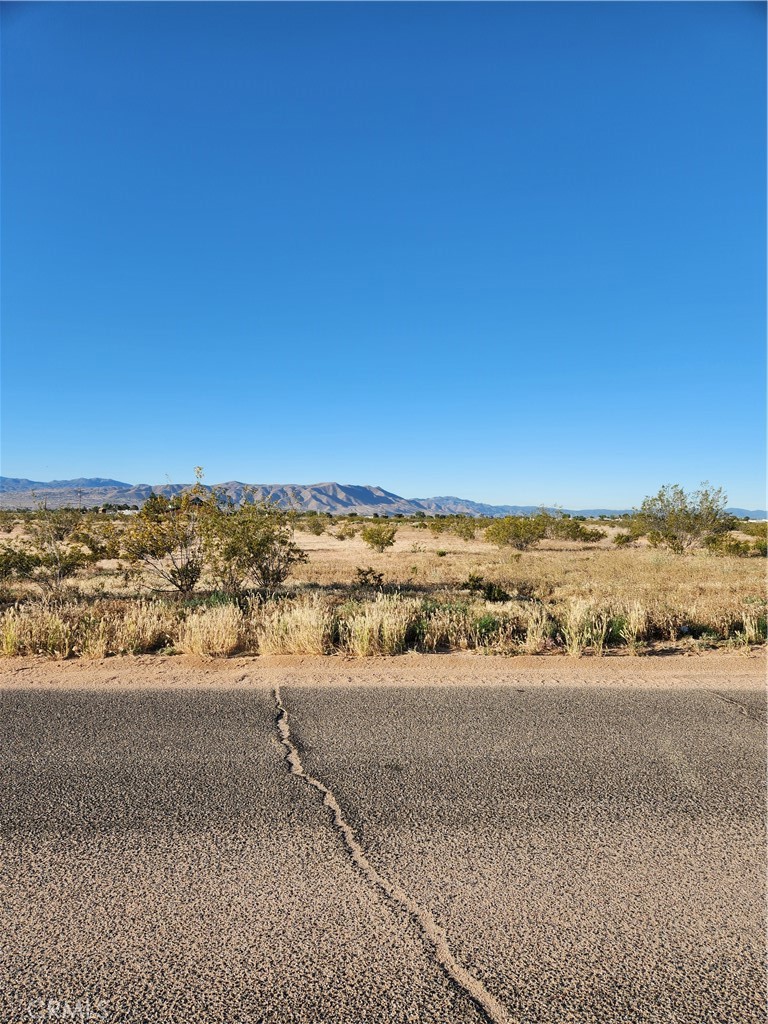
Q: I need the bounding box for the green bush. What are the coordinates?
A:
[203,493,308,597]
[0,506,91,597]
[739,521,768,539]
[461,574,510,602]
[301,514,326,536]
[704,534,751,557]
[123,490,207,597]
[334,522,358,540]
[451,518,476,541]
[551,520,606,543]
[361,522,398,553]
[485,515,546,551]
[631,483,730,554]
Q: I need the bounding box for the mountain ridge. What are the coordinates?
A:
[0,477,764,519]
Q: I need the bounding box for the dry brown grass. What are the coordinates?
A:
[254,594,336,655]
[0,523,764,658]
[338,593,422,656]
[0,604,75,659]
[177,604,244,657]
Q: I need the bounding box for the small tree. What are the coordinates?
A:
[361,522,398,553]
[631,483,730,554]
[204,494,307,597]
[301,513,326,536]
[546,516,606,543]
[123,490,207,597]
[334,521,358,541]
[484,515,547,551]
[0,506,91,598]
[71,511,122,560]
[451,518,476,541]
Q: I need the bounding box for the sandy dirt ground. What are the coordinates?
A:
[1,650,766,691]
[1,653,765,1023]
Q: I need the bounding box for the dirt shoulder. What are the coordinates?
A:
[0,650,765,692]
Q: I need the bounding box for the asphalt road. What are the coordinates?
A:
[1,682,765,1023]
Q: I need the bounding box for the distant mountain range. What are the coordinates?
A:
[0,477,765,519]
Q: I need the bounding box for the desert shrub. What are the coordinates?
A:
[451,518,476,541]
[71,513,122,560]
[631,483,730,554]
[203,494,308,597]
[0,542,89,598]
[462,574,485,593]
[354,566,384,589]
[548,517,607,543]
[485,516,546,551]
[461,576,511,602]
[738,521,768,539]
[704,534,751,557]
[360,522,398,553]
[752,539,767,557]
[178,604,243,657]
[334,522,358,541]
[0,511,17,533]
[0,506,93,598]
[301,514,326,536]
[123,490,207,597]
[255,594,336,655]
[612,532,634,547]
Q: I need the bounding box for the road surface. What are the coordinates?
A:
[1,664,764,1023]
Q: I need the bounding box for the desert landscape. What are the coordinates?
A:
[0,480,766,661]
[0,483,766,1022]
[3,1,765,1021]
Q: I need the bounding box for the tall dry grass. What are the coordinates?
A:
[521,603,552,654]
[254,594,336,655]
[0,604,75,659]
[0,599,183,659]
[177,604,244,657]
[0,589,764,660]
[339,593,421,656]
[116,600,179,654]
[618,600,648,653]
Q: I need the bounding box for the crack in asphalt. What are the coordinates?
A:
[707,690,766,724]
[272,685,515,1024]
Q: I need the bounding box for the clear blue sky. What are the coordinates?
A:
[2,2,765,507]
